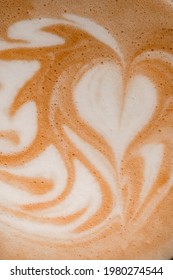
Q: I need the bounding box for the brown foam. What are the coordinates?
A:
[0,0,173,259]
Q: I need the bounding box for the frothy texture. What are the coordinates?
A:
[0,0,173,259]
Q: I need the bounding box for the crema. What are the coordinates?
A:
[0,0,173,259]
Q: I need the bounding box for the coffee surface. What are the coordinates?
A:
[0,0,173,259]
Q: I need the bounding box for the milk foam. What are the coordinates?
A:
[0,14,122,240]
[0,60,39,153]
[139,144,164,205]
[0,1,173,259]
[74,63,157,169]
[0,18,65,50]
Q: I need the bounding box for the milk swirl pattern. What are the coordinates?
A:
[0,13,173,251]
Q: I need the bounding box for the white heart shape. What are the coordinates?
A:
[74,62,157,168]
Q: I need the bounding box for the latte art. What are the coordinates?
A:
[0,0,173,259]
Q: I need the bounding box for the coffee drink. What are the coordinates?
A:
[0,0,173,259]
